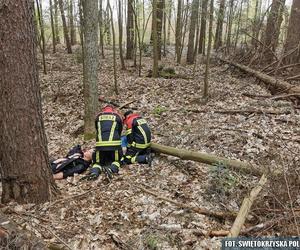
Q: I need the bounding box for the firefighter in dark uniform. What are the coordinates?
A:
[86,105,123,179]
[121,110,152,166]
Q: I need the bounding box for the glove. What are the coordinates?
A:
[80,165,101,181]
[102,164,119,179]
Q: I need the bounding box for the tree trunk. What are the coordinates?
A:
[226,0,234,55]
[105,3,111,45]
[35,0,47,74]
[58,0,72,53]
[82,0,99,140]
[166,0,172,45]
[252,0,260,47]
[175,0,182,63]
[198,0,208,54]
[163,0,167,57]
[54,0,60,44]
[118,0,126,69]
[234,0,243,52]
[0,0,54,204]
[50,0,56,53]
[99,0,105,58]
[69,0,77,45]
[126,0,134,59]
[283,0,300,69]
[187,0,200,64]
[108,1,118,95]
[203,0,214,100]
[214,0,225,50]
[152,0,159,77]
[157,0,164,60]
[263,0,285,63]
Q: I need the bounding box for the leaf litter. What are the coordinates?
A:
[3,48,300,249]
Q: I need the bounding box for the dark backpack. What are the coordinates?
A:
[51,145,84,174]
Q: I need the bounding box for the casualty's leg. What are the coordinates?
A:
[89,150,103,179]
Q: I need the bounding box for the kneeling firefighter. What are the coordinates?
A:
[85,105,123,180]
[121,110,152,166]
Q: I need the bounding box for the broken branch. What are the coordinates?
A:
[228,174,268,237]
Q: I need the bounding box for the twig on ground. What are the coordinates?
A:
[135,185,237,220]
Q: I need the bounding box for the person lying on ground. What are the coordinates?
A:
[121,110,153,167]
[83,105,124,180]
[51,145,93,180]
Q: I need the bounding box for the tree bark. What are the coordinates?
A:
[187,0,200,64]
[118,0,126,70]
[108,1,118,95]
[126,0,134,59]
[214,0,225,50]
[283,0,300,68]
[58,0,72,53]
[0,0,54,204]
[175,0,182,63]
[263,0,285,63]
[49,0,56,53]
[54,0,60,44]
[225,0,234,54]
[152,0,159,77]
[203,0,214,100]
[35,0,47,74]
[252,0,260,47]
[198,0,208,54]
[99,0,105,58]
[166,0,172,45]
[69,0,77,45]
[82,0,99,140]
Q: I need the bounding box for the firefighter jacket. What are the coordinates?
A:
[95,106,123,151]
[124,113,151,149]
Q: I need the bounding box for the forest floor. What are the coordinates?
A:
[3,46,300,249]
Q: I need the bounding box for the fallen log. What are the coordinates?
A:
[228,174,268,237]
[219,58,300,97]
[150,142,263,176]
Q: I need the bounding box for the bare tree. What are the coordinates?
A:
[0,0,55,204]
[284,0,300,67]
[58,0,72,53]
[175,0,182,63]
[69,0,77,45]
[187,0,200,64]
[108,1,118,94]
[54,0,60,44]
[225,0,234,55]
[50,0,56,53]
[35,0,47,74]
[99,0,105,58]
[82,0,99,139]
[198,0,208,54]
[263,0,285,63]
[117,0,126,70]
[203,0,214,100]
[214,0,226,50]
[152,0,159,77]
[126,0,134,59]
